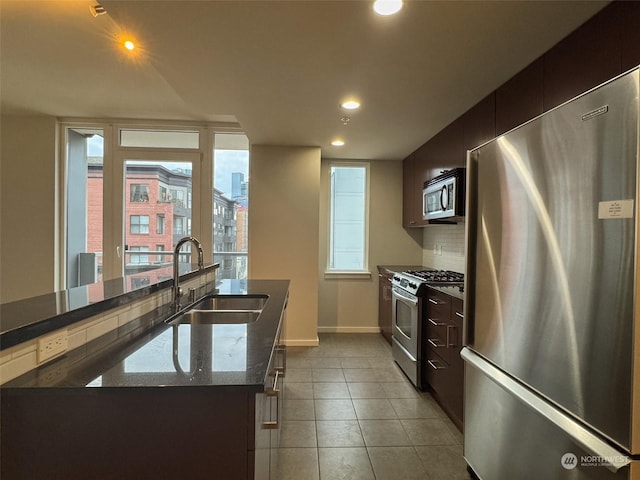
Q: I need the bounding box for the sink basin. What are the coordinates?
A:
[190,294,269,311]
[167,293,268,325]
[175,309,261,325]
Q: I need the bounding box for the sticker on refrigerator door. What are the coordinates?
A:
[598,200,634,219]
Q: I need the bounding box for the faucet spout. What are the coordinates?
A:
[173,236,204,310]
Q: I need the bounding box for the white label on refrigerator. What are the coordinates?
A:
[598,200,634,219]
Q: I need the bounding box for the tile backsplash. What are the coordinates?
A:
[422,223,466,273]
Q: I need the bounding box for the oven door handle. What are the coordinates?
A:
[392,287,419,306]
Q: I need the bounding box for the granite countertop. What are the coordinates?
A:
[0,263,220,350]
[377,265,426,274]
[428,284,465,301]
[2,279,290,391]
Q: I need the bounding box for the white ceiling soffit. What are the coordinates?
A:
[1,0,608,160]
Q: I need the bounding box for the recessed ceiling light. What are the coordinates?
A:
[373,0,403,16]
[341,100,360,110]
[331,139,345,147]
[123,39,135,51]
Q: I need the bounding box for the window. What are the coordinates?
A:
[130,184,149,202]
[159,185,169,203]
[120,129,199,149]
[170,189,185,207]
[174,217,184,235]
[156,214,165,234]
[328,164,369,272]
[130,276,151,289]
[213,133,249,281]
[129,246,149,264]
[61,122,204,289]
[155,244,165,263]
[130,215,149,234]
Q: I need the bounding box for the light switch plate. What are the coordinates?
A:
[37,330,68,364]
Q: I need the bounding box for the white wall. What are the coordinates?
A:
[318,159,423,333]
[248,145,321,346]
[1,115,58,302]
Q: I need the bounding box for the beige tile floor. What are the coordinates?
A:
[276,333,471,480]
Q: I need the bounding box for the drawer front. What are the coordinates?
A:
[424,346,450,393]
[452,297,464,328]
[426,290,451,325]
[425,344,464,426]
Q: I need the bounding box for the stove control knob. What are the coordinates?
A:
[409,282,417,289]
[393,276,400,282]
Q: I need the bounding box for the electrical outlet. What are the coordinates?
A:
[37,330,68,364]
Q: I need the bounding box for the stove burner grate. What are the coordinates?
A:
[405,270,464,283]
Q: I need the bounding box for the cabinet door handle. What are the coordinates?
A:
[428,338,445,348]
[455,311,464,319]
[263,370,281,430]
[446,325,457,348]
[428,318,446,326]
[275,345,286,376]
[267,369,280,396]
[428,298,439,305]
[428,359,446,370]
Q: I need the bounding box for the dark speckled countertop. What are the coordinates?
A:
[0,263,220,350]
[2,279,290,392]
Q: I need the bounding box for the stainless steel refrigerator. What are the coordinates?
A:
[463,68,640,479]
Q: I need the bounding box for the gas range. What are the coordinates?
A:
[391,269,464,296]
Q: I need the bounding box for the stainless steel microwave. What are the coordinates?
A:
[422,168,465,221]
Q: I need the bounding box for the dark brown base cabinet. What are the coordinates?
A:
[423,289,464,431]
[377,268,393,344]
[1,319,286,480]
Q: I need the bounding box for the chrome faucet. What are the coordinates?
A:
[173,236,204,310]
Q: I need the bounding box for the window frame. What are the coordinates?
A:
[130,215,150,234]
[156,214,165,235]
[325,161,370,278]
[58,120,245,288]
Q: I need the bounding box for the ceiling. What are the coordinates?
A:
[1,0,608,160]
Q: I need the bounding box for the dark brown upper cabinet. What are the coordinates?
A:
[422,119,465,183]
[402,154,422,227]
[496,59,543,136]
[543,4,621,111]
[462,93,496,154]
[619,1,640,72]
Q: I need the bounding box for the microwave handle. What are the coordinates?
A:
[440,185,448,210]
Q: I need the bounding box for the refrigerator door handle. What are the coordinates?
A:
[461,348,632,473]
[462,150,478,348]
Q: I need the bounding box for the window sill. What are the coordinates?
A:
[324,271,372,280]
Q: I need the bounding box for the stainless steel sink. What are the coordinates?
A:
[168,294,269,325]
[176,309,261,325]
[190,294,269,311]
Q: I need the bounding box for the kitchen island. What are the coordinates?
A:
[1,279,289,480]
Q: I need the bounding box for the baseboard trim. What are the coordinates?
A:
[317,326,382,334]
[284,337,320,347]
